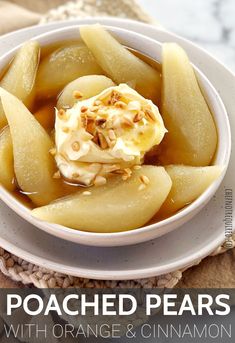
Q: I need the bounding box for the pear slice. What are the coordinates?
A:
[80,24,161,104]
[0,88,63,206]
[32,166,172,233]
[57,75,115,109]
[160,43,217,166]
[0,126,15,191]
[36,43,103,99]
[0,41,40,129]
[159,165,223,217]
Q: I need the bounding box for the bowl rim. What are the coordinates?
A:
[0,24,231,246]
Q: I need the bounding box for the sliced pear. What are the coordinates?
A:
[0,126,15,191]
[0,87,63,206]
[160,43,217,166]
[0,41,40,129]
[32,166,172,233]
[36,43,103,99]
[80,24,161,104]
[57,75,115,109]
[159,165,223,217]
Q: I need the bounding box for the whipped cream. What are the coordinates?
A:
[55,84,166,186]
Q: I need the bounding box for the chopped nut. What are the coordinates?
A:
[53,171,61,179]
[73,90,83,99]
[122,168,132,181]
[112,169,125,174]
[108,129,116,141]
[72,172,80,178]
[122,116,134,128]
[133,111,144,123]
[110,90,122,105]
[140,175,150,185]
[124,168,132,177]
[96,118,106,126]
[86,109,96,118]
[91,106,99,112]
[72,141,80,152]
[80,113,87,127]
[92,133,99,145]
[104,136,113,148]
[86,118,95,135]
[94,176,107,186]
[134,165,142,170]
[97,109,108,118]
[138,183,146,191]
[98,132,108,149]
[114,101,126,109]
[62,127,70,133]
[58,109,67,120]
[83,191,91,196]
[81,106,88,113]
[145,109,156,122]
[94,100,102,106]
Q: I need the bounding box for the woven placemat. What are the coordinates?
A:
[0,0,234,288]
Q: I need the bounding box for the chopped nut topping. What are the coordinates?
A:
[122,116,134,128]
[86,109,96,118]
[122,168,132,181]
[81,106,88,113]
[91,106,99,112]
[94,175,107,186]
[96,118,106,126]
[83,191,91,196]
[138,183,146,191]
[133,111,144,123]
[73,90,83,99]
[140,175,150,185]
[133,165,142,170]
[124,168,132,177]
[114,101,126,109]
[109,90,122,105]
[62,127,70,133]
[53,171,61,179]
[92,133,99,145]
[112,169,125,174]
[145,109,156,122]
[94,100,102,106]
[108,129,116,141]
[72,141,80,152]
[98,132,108,149]
[58,109,67,120]
[86,118,95,135]
[72,172,80,178]
[97,109,108,118]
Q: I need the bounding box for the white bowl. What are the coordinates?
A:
[0,25,231,247]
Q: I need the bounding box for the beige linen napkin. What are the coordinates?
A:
[0,1,41,35]
[0,0,234,289]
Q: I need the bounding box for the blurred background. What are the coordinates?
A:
[139,0,235,70]
[1,0,234,71]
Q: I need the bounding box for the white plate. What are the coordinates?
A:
[0,18,234,280]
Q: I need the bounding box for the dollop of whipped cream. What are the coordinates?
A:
[55,84,167,186]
